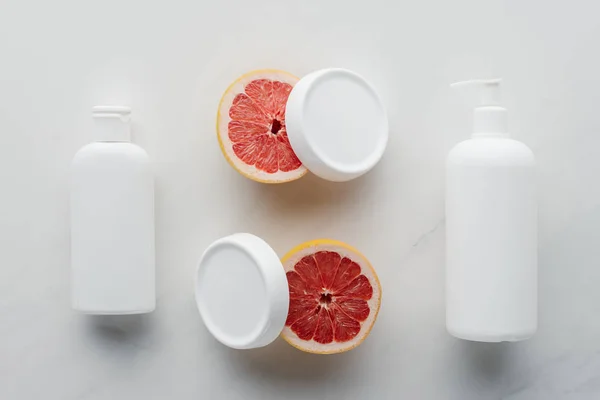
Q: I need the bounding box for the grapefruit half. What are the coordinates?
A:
[217,70,308,183]
[281,239,382,354]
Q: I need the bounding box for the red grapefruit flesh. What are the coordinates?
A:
[217,70,307,183]
[281,239,382,354]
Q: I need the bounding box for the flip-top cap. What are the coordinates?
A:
[195,233,289,349]
[285,68,388,182]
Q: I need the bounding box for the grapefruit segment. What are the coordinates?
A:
[287,271,319,298]
[331,258,362,293]
[217,70,307,183]
[229,93,270,124]
[276,132,300,172]
[290,307,320,340]
[281,239,382,354]
[294,255,322,289]
[244,79,273,113]
[313,308,335,344]
[254,135,279,173]
[286,296,319,326]
[228,120,269,142]
[329,303,362,342]
[335,298,370,321]
[272,81,293,118]
[232,137,262,166]
[336,275,374,299]
[314,251,342,287]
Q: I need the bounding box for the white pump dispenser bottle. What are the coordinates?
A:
[446,80,537,342]
[71,106,155,314]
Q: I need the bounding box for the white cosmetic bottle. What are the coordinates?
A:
[71,106,155,314]
[446,80,537,342]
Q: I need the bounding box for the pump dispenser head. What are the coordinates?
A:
[451,79,508,137]
[92,106,131,142]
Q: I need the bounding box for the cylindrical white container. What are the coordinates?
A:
[71,106,155,314]
[446,80,537,342]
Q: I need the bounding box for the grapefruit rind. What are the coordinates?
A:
[216,69,308,184]
[280,239,382,354]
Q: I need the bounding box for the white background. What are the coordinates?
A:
[2,1,600,399]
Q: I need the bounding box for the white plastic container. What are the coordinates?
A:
[446,80,537,342]
[195,233,289,349]
[71,106,155,314]
[285,68,389,182]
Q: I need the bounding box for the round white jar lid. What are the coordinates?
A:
[285,68,388,182]
[195,233,289,349]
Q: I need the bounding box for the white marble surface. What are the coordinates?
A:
[1,0,600,399]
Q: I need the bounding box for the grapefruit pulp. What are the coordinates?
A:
[217,70,307,183]
[281,239,382,354]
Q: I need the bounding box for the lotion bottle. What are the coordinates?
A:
[71,106,155,314]
[446,80,537,342]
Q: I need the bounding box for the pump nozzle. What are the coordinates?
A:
[451,79,502,106]
[451,78,507,137]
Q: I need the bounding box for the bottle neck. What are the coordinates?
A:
[472,106,508,138]
[93,115,131,142]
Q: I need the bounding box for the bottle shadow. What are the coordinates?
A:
[463,340,511,375]
[80,314,158,361]
[451,339,523,389]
